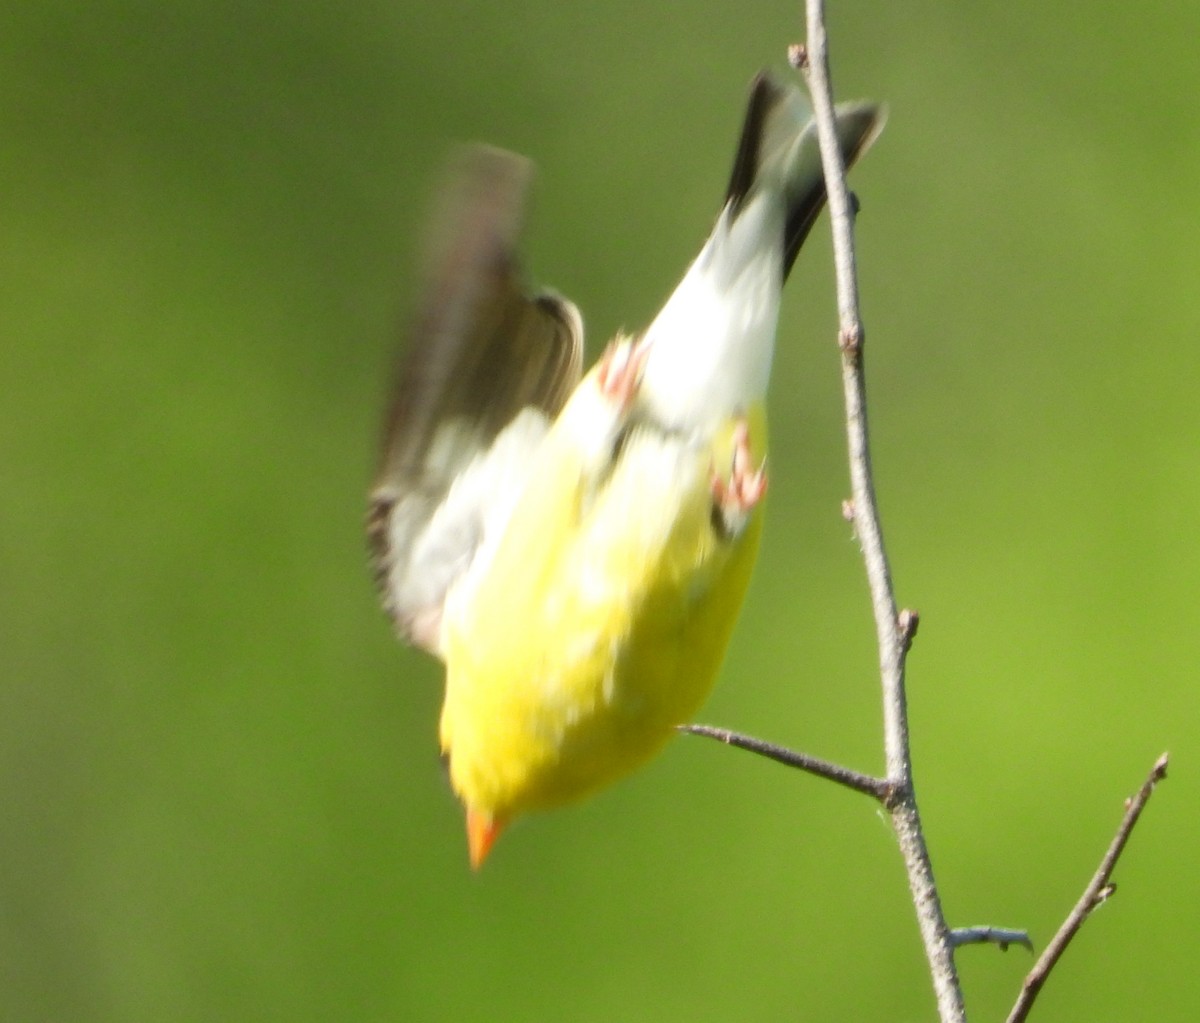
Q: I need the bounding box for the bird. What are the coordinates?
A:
[368,71,883,868]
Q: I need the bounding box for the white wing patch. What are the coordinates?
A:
[378,408,552,656]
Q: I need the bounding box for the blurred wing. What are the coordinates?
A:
[368,145,583,658]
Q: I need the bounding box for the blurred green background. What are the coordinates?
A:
[3,2,1197,1020]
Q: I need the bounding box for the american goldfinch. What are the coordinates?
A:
[369,72,883,867]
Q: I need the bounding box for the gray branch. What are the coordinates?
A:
[1005,754,1169,1023]
[794,6,966,1020]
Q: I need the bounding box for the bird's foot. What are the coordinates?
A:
[595,334,650,409]
[711,419,767,539]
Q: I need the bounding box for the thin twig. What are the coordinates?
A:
[1005,754,1169,1023]
[678,724,890,800]
[793,8,967,1022]
[950,926,1033,953]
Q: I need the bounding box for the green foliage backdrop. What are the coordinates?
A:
[3,2,1197,1020]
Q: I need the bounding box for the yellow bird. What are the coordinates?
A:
[368,72,883,868]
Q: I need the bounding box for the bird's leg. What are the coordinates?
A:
[595,334,651,409]
[711,418,767,539]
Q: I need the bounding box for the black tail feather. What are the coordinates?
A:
[723,73,783,219]
[782,103,882,279]
[722,71,884,282]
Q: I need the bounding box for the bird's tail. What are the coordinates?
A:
[724,72,885,279]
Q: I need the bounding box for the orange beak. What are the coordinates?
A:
[466,808,504,870]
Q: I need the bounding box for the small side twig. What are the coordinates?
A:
[1005,753,1169,1023]
[950,926,1033,953]
[678,724,890,801]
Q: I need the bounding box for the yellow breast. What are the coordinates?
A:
[440,405,766,825]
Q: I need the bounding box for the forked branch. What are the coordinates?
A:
[683,9,1165,1023]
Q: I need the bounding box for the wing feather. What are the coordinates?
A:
[369,146,583,657]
